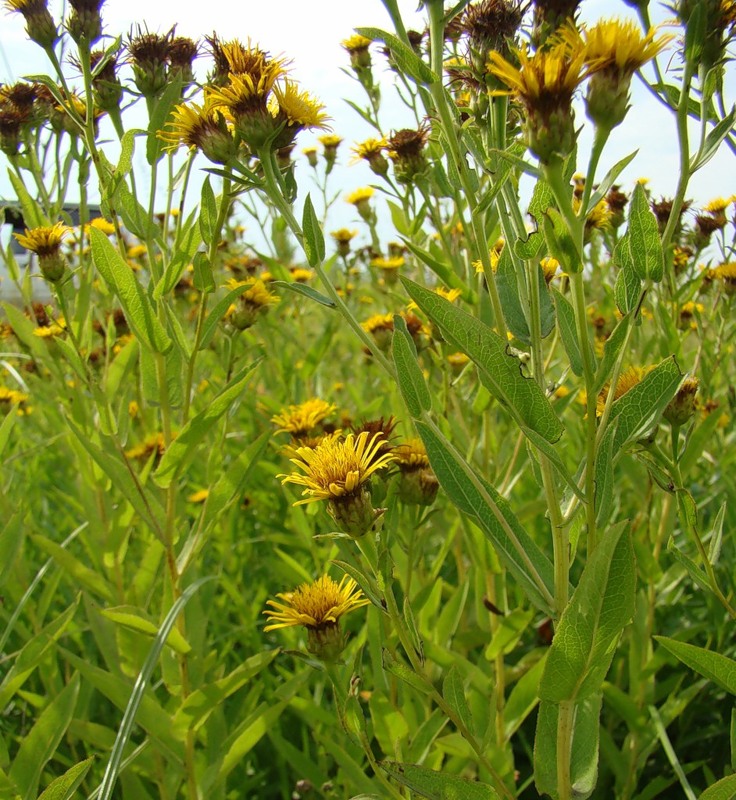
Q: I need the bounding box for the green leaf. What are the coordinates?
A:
[66,420,165,539]
[146,77,183,165]
[32,535,115,603]
[402,240,469,296]
[552,288,583,376]
[543,208,580,273]
[504,653,546,739]
[154,214,203,298]
[104,331,139,401]
[7,169,47,228]
[0,512,23,588]
[404,278,563,442]
[495,247,529,342]
[356,28,438,85]
[96,577,215,800]
[90,227,172,354]
[0,598,79,709]
[691,105,736,172]
[61,649,181,758]
[198,283,251,349]
[593,314,631,394]
[607,356,683,452]
[199,176,217,246]
[392,315,432,417]
[513,230,545,261]
[540,521,635,703]
[272,279,335,308]
[442,666,474,737]
[154,361,259,488]
[380,761,500,800]
[415,419,555,614]
[9,675,80,800]
[36,758,94,800]
[628,183,664,283]
[302,194,325,267]
[534,693,602,800]
[115,129,143,178]
[112,179,159,241]
[586,149,638,212]
[172,650,279,734]
[699,774,736,800]
[101,606,191,654]
[520,426,585,502]
[655,637,736,695]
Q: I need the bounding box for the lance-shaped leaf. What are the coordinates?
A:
[628,183,664,282]
[654,637,736,695]
[154,361,259,488]
[302,194,325,267]
[496,247,530,342]
[403,277,564,444]
[380,761,500,800]
[90,227,172,354]
[356,28,438,85]
[534,693,602,800]
[415,419,555,614]
[539,521,635,703]
[392,315,431,417]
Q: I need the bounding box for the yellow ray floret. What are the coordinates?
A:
[263,574,369,631]
[280,431,396,504]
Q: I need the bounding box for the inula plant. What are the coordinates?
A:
[0,0,735,798]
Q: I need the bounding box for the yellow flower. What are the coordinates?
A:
[488,42,589,160]
[436,286,462,302]
[370,256,404,270]
[125,433,167,461]
[596,366,651,416]
[351,138,386,162]
[290,268,313,283]
[447,351,470,368]
[346,186,374,205]
[0,386,29,406]
[341,34,373,55]
[272,398,336,437]
[226,279,279,330]
[264,574,369,632]
[319,133,342,149]
[568,19,673,75]
[127,244,147,259]
[87,217,115,236]
[220,40,289,81]
[269,81,331,142]
[703,196,735,214]
[331,228,358,243]
[158,97,237,164]
[280,431,395,505]
[33,316,66,338]
[187,489,210,503]
[395,438,430,469]
[540,257,560,283]
[14,222,70,256]
[264,574,369,659]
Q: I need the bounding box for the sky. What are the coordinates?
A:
[0,0,734,252]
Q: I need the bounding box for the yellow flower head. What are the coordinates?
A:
[370,256,404,270]
[264,573,369,632]
[319,133,342,149]
[596,366,651,416]
[158,97,236,164]
[14,222,70,256]
[351,138,386,162]
[280,431,396,505]
[220,40,289,83]
[361,312,394,334]
[269,81,331,142]
[540,257,560,283]
[331,228,358,243]
[436,286,462,302]
[395,438,430,470]
[341,34,373,55]
[290,267,314,283]
[272,398,336,437]
[187,489,210,504]
[566,19,673,75]
[346,186,374,205]
[488,41,589,107]
[86,217,115,236]
[488,41,589,160]
[703,196,735,214]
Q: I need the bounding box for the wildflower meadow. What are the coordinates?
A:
[1,0,736,798]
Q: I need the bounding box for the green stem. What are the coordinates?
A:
[557,701,575,800]
[257,148,395,375]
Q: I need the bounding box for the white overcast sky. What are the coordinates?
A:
[0,0,734,238]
